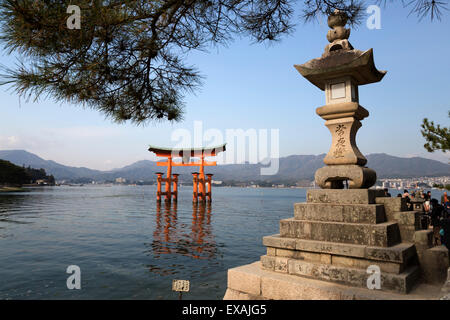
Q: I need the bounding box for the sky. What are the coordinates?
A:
[0,2,449,170]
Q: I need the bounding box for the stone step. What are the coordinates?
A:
[266,246,413,274]
[307,189,385,205]
[260,255,420,294]
[225,261,443,300]
[280,218,401,247]
[375,197,408,214]
[262,234,417,264]
[294,203,386,224]
[398,225,418,243]
[385,210,421,227]
[421,246,450,284]
[374,209,421,243]
[414,230,433,249]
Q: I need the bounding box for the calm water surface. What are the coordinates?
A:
[0,186,303,299]
[0,186,445,300]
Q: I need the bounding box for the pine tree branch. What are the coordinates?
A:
[421,111,450,153]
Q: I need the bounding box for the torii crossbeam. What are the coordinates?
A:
[148,144,226,203]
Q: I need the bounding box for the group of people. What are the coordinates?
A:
[383,188,450,247]
[391,189,450,248]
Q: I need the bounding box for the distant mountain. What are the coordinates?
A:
[365,153,450,178]
[94,160,160,181]
[0,150,102,180]
[0,150,448,182]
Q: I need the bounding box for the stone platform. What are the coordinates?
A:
[223,189,449,299]
[224,262,443,300]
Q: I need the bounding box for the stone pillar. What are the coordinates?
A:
[315,97,376,189]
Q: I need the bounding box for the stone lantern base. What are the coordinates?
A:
[315,165,377,189]
[222,189,450,300]
[223,261,444,300]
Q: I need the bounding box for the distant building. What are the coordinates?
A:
[115,177,127,184]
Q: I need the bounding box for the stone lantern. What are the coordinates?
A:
[222,11,448,300]
[295,10,386,189]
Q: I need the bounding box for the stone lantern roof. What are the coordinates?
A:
[294,10,386,90]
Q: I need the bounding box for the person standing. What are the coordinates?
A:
[442,192,450,217]
[423,191,431,214]
[424,200,431,215]
[403,189,411,210]
[430,199,443,246]
[403,189,410,198]
[441,191,448,206]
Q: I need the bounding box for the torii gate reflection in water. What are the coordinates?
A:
[152,201,216,261]
[148,144,226,203]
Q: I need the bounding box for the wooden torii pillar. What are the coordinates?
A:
[206,174,213,202]
[155,171,179,202]
[149,144,226,203]
[192,156,214,203]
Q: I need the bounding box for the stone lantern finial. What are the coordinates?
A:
[324,9,353,54]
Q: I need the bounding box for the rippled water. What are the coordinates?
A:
[0,186,303,300]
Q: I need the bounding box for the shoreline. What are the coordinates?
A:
[0,187,26,192]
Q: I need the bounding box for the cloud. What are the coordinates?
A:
[0,126,128,169]
[0,135,20,147]
[0,135,44,150]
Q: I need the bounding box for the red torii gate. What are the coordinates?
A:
[148,144,226,203]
